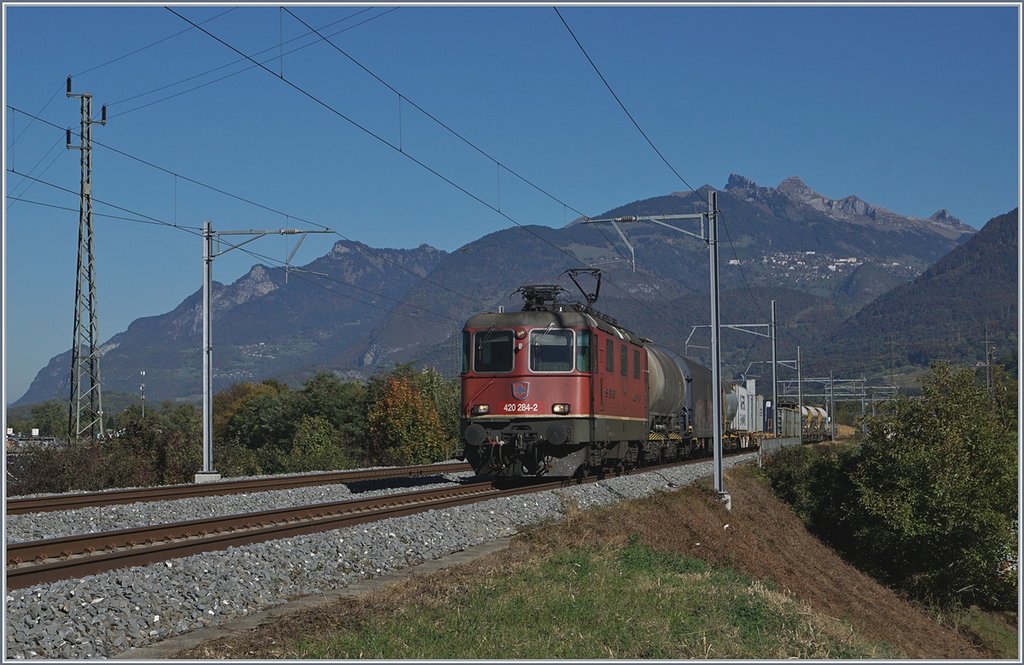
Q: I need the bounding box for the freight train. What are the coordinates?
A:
[458,277,824,479]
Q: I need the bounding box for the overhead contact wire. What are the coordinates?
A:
[6,170,460,326]
[164,8,596,284]
[555,7,767,323]
[7,104,487,310]
[267,8,678,324]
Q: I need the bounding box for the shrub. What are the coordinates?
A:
[764,363,1018,610]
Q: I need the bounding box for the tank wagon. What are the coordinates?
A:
[459,281,726,478]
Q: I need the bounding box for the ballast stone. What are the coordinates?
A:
[4,455,753,659]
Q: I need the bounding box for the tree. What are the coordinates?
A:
[287,414,349,472]
[768,362,1018,610]
[366,368,447,466]
[9,400,67,437]
[412,367,460,458]
[850,363,1018,608]
[291,373,367,461]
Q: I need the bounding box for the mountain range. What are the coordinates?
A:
[16,174,1010,408]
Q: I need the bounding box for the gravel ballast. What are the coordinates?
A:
[4,455,755,660]
[4,473,471,543]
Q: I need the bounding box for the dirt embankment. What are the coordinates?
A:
[540,466,984,659]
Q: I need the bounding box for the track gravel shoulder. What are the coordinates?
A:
[110,537,515,660]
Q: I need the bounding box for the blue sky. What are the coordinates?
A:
[3,2,1020,405]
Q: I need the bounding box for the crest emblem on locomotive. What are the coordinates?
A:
[512,381,530,400]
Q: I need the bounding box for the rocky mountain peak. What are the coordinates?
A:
[725,173,760,192]
[929,209,963,228]
[232,265,278,299]
[777,176,816,199]
[330,240,354,257]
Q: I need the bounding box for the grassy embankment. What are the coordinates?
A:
[177,464,1014,659]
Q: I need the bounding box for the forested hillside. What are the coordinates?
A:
[811,208,1018,378]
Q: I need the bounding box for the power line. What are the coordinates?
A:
[554,7,766,321]
[12,16,690,335]
[6,134,66,207]
[554,7,700,196]
[6,7,237,152]
[167,7,690,332]
[280,7,689,320]
[72,8,238,79]
[164,8,602,284]
[8,168,202,231]
[7,196,187,228]
[6,169,461,326]
[107,8,397,118]
[15,12,702,349]
[7,104,488,310]
[282,6,590,222]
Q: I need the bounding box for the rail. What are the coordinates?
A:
[5,462,473,515]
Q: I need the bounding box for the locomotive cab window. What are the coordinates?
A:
[530,329,574,372]
[474,330,514,372]
[576,330,591,372]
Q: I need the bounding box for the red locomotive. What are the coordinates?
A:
[459,272,717,478]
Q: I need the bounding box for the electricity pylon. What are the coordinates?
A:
[66,77,107,441]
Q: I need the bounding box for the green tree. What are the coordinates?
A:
[850,362,1017,608]
[14,400,67,437]
[291,373,367,462]
[287,414,350,472]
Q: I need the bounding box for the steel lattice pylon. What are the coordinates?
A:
[66,80,106,441]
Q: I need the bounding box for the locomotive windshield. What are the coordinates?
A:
[473,330,514,372]
[530,328,574,372]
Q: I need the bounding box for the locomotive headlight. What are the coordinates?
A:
[471,404,490,416]
[552,403,571,415]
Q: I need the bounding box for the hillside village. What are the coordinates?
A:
[735,250,920,287]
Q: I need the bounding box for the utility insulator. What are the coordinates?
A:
[100,105,107,123]
[65,128,72,148]
[66,76,72,95]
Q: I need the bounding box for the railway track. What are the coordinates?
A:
[5,454,733,591]
[5,461,473,515]
[5,476,564,590]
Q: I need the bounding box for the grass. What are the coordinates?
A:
[282,539,896,660]
[953,606,1019,659]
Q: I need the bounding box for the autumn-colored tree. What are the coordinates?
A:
[366,371,447,466]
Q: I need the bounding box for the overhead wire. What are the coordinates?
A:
[6,7,237,152]
[265,7,686,324]
[280,7,676,311]
[554,7,769,323]
[164,8,616,296]
[11,8,666,331]
[107,8,397,118]
[72,7,238,79]
[6,168,461,326]
[7,104,489,310]
[14,8,691,344]
[6,133,67,208]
